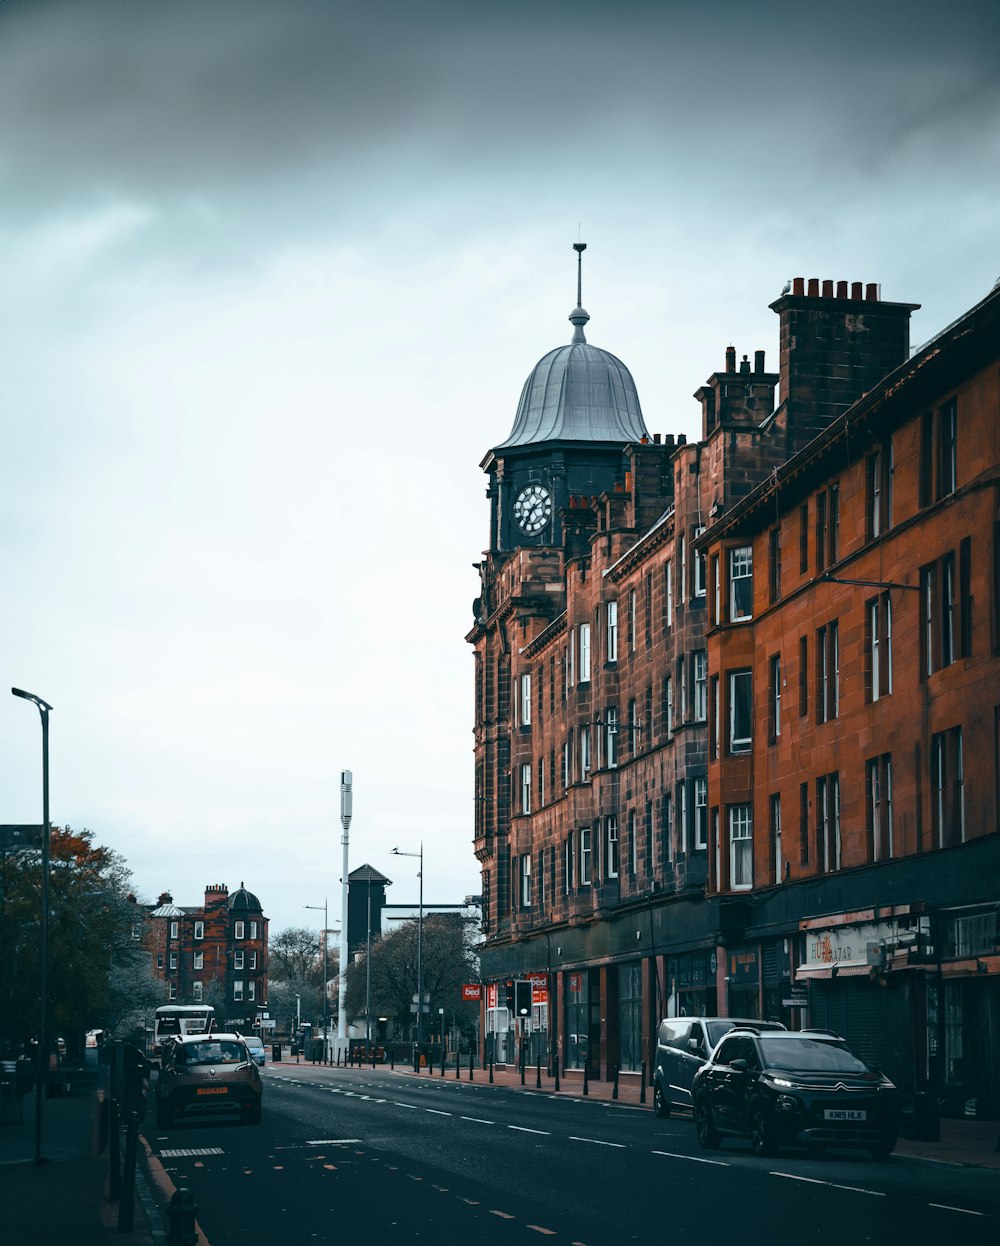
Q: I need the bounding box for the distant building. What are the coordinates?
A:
[146,882,269,1030]
[347,862,479,955]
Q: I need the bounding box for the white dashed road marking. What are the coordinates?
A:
[928,1204,987,1217]
[770,1172,885,1197]
[569,1137,626,1148]
[460,1116,495,1124]
[651,1149,729,1167]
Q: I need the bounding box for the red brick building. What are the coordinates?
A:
[469,252,1000,1114]
[147,882,269,1030]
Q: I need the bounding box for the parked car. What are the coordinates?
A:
[154,1033,262,1128]
[692,1028,900,1159]
[244,1036,266,1067]
[652,1017,786,1118]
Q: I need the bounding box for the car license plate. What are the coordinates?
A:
[197,1086,228,1096]
[824,1108,865,1121]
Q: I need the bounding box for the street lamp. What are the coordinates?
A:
[391,843,424,1045]
[305,902,339,1061]
[338,770,353,1062]
[11,686,53,1168]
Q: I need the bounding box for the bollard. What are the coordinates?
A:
[489,1055,494,1085]
[166,1187,198,1246]
[391,1048,395,1071]
[441,1047,445,1078]
[554,1049,560,1093]
[640,1059,647,1105]
[456,1052,460,1080]
[469,1050,473,1081]
[583,1062,589,1096]
[520,1045,526,1087]
[536,1055,541,1090]
[612,1064,619,1100]
[372,1048,376,1070]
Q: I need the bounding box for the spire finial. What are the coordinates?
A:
[569,241,590,343]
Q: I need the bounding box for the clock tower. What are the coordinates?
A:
[469,245,650,936]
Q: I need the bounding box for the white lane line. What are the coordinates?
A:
[527,1226,557,1236]
[651,1149,729,1167]
[460,1116,495,1125]
[425,1109,452,1116]
[508,1126,550,1136]
[928,1204,987,1217]
[160,1147,225,1158]
[490,1210,516,1220]
[569,1136,626,1148]
[305,1139,361,1145]
[770,1172,885,1197]
[393,1102,420,1109]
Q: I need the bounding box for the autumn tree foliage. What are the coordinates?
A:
[0,825,159,1056]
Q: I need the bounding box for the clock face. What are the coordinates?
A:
[513,484,552,535]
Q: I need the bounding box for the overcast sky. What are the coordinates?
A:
[2,0,998,938]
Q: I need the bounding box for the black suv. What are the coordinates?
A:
[691,1029,900,1159]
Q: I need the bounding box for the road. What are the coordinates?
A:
[144,1064,1000,1245]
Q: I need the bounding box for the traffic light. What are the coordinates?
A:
[504,980,516,1011]
[514,980,531,1018]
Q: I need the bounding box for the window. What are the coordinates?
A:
[921,400,959,505]
[520,854,532,907]
[628,589,637,652]
[729,670,752,753]
[768,526,781,603]
[605,707,618,768]
[662,792,673,864]
[770,795,782,884]
[798,636,808,716]
[866,754,894,861]
[170,921,179,939]
[677,781,688,854]
[520,763,532,814]
[157,954,164,970]
[194,951,204,970]
[931,726,965,848]
[580,827,592,885]
[921,553,963,676]
[711,554,720,626]
[867,593,893,701]
[628,809,637,875]
[799,782,809,866]
[606,600,618,662]
[938,398,957,498]
[564,834,575,892]
[169,951,178,970]
[579,623,591,683]
[234,921,245,940]
[233,981,244,1002]
[712,808,720,891]
[817,621,839,723]
[628,698,639,755]
[816,773,842,873]
[694,527,706,598]
[693,651,707,722]
[729,546,753,620]
[694,777,708,850]
[249,952,257,969]
[867,448,892,540]
[816,490,828,572]
[192,981,203,1001]
[679,535,687,606]
[194,921,204,940]
[709,674,719,760]
[234,951,245,970]
[567,633,575,690]
[538,756,545,807]
[580,726,591,779]
[248,981,256,1002]
[677,658,686,725]
[768,654,781,740]
[520,674,531,726]
[605,816,619,878]
[829,483,840,563]
[664,675,674,735]
[168,983,177,1000]
[663,560,673,630]
[799,503,808,574]
[562,738,571,788]
[729,805,753,890]
[645,573,653,647]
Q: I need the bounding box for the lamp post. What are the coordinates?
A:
[304,902,337,1060]
[338,770,352,1062]
[391,843,424,1045]
[11,687,52,1168]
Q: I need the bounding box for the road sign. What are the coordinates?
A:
[0,825,43,852]
[409,1003,430,1014]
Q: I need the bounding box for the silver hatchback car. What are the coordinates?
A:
[653,1017,786,1118]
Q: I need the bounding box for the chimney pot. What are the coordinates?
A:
[822,279,833,298]
[754,349,765,373]
[725,345,736,373]
[807,278,820,297]
[865,282,879,301]
[836,280,848,299]
[664,433,675,447]
[653,432,661,444]
[677,433,687,446]
[851,281,863,300]
[739,354,751,374]
[792,277,805,295]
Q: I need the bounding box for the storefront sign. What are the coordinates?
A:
[461,984,482,1001]
[800,921,897,972]
[486,983,498,1009]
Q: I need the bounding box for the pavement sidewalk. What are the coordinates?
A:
[0,1073,161,1246]
[369,1054,1000,1169]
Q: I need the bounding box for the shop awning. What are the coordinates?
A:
[795,963,872,981]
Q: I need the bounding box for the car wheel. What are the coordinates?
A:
[694,1097,720,1149]
[750,1105,778,1158]
[244,1100,262,1126]
[870,1138,895,1160]
[653,1081,671,1119]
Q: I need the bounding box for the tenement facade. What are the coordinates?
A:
[468,255,1000,1115]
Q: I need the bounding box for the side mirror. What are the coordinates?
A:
[729,1058,748,1072]
[688,1037,701,1053]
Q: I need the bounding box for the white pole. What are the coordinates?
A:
[338,769,353,1061]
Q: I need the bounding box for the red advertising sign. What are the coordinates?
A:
[527,972,547,988]
[461,984,483,1002]
[486,983,498,1009]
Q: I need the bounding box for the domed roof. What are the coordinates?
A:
[497,302,649,450]
[228,882,263,914]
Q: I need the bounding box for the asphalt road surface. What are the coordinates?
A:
[144,1064,1000,1246]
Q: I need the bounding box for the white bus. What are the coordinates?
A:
[152,1004,215,1064]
